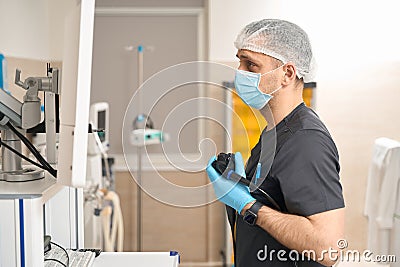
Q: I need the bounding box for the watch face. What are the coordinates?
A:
[244,210,257,225]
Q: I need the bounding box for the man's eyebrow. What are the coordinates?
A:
[236,53,261,64]
[236,53,249,59]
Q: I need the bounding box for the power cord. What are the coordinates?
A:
[93,131,111,187]
[44,241,70,267]
[44,258,67,267]
[50,241,70,267]
[7,123,53,170]
[0,139,47,170]
[6,122,57,177]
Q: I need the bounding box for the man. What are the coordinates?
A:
[206,19,345,266]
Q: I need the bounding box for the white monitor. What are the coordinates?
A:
[57,0,96,187]
[89,102,109,151]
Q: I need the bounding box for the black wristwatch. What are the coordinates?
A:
[243,201,263,226]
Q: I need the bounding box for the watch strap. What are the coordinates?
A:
[249,201,263,215]
[243,201,264,225]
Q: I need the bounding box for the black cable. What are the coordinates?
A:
[0,140,47,170]
[7,122,53,170]
[255,187,281,211]
[7,123,57,177]
[44,258,67,267]
[50,241,70,267]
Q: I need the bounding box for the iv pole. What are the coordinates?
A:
[126,44,157,252]
[137,45,143,252]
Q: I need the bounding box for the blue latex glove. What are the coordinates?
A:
[206,152,255,213]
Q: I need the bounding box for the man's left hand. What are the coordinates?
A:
[206,152,255,213]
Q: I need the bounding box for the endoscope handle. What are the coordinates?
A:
[212,152,251,186]
[224,170,251,187]
[211,153,282,211]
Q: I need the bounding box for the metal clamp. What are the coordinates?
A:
[14,63,60,95]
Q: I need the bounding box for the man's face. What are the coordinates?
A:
[236,49,284,95]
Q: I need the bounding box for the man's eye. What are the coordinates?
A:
[247,61,256,68]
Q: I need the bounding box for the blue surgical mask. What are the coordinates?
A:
[234,66,283,109]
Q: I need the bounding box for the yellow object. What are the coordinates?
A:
[303,87,313,107]
[232,93,266,161]
[303,82,317,108]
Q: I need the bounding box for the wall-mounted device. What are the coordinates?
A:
[130,128,168,147]
[90,102,109,150]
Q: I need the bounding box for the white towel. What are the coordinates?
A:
[364,138,400,256]
[390,180,400,267]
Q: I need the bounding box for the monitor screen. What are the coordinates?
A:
[97,110,106,142]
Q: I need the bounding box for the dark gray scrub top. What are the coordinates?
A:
[227,102,345,267]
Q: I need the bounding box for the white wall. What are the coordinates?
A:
[208,0,281,62]
[209,0,400,76]
[47,0,75,61]
[0,0,73,61]
[279,0,400,80]
[0,0,50,60]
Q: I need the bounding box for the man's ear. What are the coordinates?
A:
[282,62,296,85]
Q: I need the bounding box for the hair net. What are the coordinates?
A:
[234,19,316,83]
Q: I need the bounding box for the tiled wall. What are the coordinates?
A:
[115,170,226,265]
